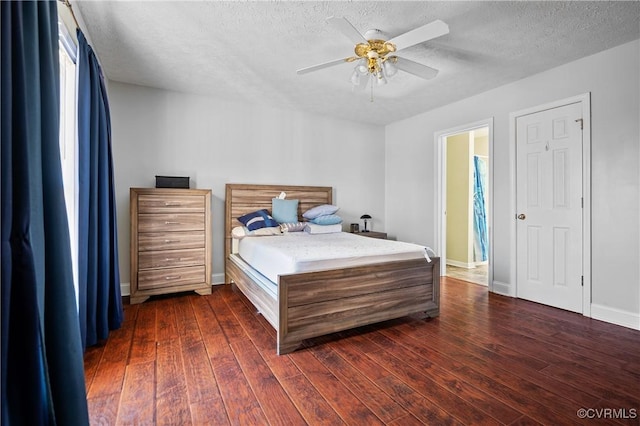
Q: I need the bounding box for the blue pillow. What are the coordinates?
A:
[310,214,343,225]
[303,204,339,220]
[237,209,279,231]
[272,198,299,224]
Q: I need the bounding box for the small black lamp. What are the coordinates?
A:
[360,214,372,232]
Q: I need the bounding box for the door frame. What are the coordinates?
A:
[434,117,494,291]
[509,93,592,316]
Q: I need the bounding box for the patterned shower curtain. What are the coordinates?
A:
[473,156,488,262]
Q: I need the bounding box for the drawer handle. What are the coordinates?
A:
[165,221,181,225]
[165,275,181,280]
[164,258,183,262]
[164,202,182,206]
[163,239,179,243]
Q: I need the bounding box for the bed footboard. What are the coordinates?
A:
[277,257,440,355]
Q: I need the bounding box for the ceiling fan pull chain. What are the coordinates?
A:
[370,77,374,102]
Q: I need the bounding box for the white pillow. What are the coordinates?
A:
[231,226,247,239]
[304,223,343,234]
[232,226,281,238]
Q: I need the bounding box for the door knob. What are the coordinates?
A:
[517,213,526,220]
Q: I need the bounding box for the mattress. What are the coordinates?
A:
[237,231,429,284]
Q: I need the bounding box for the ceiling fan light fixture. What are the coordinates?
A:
[350,68,361,85]
[383,59,398,77]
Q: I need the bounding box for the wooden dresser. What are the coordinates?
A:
[130,188,212,304]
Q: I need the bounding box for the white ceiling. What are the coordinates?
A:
[75,1,640,126]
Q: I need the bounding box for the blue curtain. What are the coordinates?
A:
[76,30,123,349]
[1,2,90,425]
[473,156,488,262]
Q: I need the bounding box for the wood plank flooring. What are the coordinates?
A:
[84,278,640,425]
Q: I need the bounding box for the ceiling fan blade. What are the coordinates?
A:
[388,19,449,51]
[327,16,367,45]
[296,57,354,75]
[394,57,439,80]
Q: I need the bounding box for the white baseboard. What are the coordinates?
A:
[446,259,476,269]
[121,281,131,297]
[120,272,226,297]
[491,280,514,297]
[591,303,640,331]
[485,285,639,330]
[212,273,226,285]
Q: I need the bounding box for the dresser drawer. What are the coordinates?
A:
[138,194,205,213]
[138,248,205,270]
[138,213,204,232]
[137,265,206,291]
[138,231,205,251]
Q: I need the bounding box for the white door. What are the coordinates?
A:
[516,102,583,313]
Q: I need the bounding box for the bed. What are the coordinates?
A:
[224,183,440,354]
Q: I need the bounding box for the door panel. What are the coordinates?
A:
[516,102,583,313]
[526,226,541,282]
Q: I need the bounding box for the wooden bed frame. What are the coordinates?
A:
[224,184,440,354]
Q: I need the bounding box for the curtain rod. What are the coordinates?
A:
[59,0,80,30]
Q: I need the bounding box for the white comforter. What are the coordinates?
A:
[237,231,430,284]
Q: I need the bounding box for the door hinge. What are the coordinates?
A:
[581,276,584,286]
[575,118,583,130]
[581,197,584,208]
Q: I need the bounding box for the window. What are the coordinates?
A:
[58,20,79,307]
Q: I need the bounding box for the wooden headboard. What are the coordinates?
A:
[224,184,333,280]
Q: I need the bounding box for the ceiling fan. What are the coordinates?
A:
[297,16,450,91]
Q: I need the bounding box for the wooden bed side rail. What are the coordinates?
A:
[226,258,279,329]
[277,257,440,355]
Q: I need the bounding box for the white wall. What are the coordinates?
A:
[385,40,640,328]
[109,83,386,287]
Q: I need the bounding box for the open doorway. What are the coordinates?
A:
[435,119,493,288]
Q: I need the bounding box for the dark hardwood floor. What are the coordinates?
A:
[84,277,640,425]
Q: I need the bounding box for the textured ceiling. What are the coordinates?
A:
[75,1,640,125]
